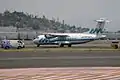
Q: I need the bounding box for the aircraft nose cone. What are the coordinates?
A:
[33,39,39,44]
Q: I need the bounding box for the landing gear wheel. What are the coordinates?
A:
[59,44,64,47]
[68,44,72,47]
[37,44,40,47]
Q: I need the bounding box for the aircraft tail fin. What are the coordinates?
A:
[88,18,110,34]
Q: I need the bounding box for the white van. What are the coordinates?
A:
[10,40,25,49]
[1,40,25,49]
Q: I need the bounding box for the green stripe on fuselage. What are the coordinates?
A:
[39,37,96,44]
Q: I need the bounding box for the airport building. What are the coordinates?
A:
[0,26,120,40]
[0,31,120,40]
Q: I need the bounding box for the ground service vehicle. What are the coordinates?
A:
[1,40,25,49]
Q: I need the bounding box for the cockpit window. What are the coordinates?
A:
[37,37,39,39]
[45,34,54,38]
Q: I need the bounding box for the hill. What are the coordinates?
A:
[0,10,89,33]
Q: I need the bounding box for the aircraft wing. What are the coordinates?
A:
[42,33,69,37]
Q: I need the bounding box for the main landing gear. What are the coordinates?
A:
[60,44,64,47]
[68,44,72,47]
[59,43,72,47]
[37,44,40,47]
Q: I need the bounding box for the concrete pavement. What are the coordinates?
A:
[1,67,120,80]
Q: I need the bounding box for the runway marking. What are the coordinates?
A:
[0,67,120,80]
[0,56,120,60]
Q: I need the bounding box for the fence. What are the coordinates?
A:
[0,32,120,40]
[0,32,42,40]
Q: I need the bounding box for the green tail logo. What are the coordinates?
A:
[89,28,103,34]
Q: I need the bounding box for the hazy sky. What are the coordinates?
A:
[0,0,120,31]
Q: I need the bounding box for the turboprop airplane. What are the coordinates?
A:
[33,18,110,47]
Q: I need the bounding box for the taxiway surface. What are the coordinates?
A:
[0,49,120,68]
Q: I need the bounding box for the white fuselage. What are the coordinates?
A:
[33,33,106,45]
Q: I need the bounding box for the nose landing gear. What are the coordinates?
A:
[37,44,40,47]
